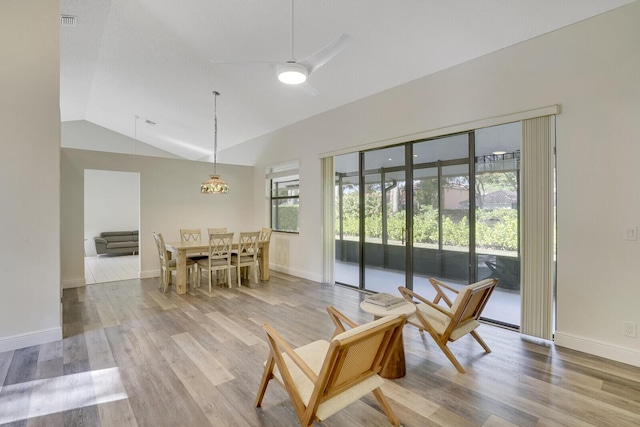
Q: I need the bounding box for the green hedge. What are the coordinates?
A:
[275,205,299,232]
[337,206,518,251]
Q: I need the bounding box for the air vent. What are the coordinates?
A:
[61,15,76,27]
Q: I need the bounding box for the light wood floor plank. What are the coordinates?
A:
[0,349,14,390]
[148,329,251,426]
[84,327,117,371]
[1,275,640,426]
[97,398,139,427]
[146,290,178,310]
[205,311,262,346]
[171,332,235,386]
[381,378,440,419]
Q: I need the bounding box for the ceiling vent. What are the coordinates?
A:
[60,15,76,27]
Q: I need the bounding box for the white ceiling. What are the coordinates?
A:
[60,0,634,162]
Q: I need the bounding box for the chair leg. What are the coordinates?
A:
[372,387,400,426]
[237,265,242,287]
[436,339,466,373]
[252,264,258,285]
[255,356,275,407]
[470,330,491,353]
[226,267,232,288]
[163,270,170,292]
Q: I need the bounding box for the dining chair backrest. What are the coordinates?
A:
[207,227,227,235]
[237,231,260,256]
[153,232,168,264]
[180,228,201,242]
[259,227,272,243]
[207,232,234,261]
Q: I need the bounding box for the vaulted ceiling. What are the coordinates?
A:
[60,0,633,162]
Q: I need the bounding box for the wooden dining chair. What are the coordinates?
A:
[230,231,260,287]
[398,277,498,373]
[179,228,207,261]
[153,232,195,292]
[207,227,227,234]
[195,232,234,291]
[205,228,229,283]
[180,228,201,242]
[255,306,407,426]
[257,227,272,276]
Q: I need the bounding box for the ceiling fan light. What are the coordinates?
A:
[277,63,308,84]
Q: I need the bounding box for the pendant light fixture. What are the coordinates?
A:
[201,91,229,194]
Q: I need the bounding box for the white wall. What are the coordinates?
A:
[221,3,640,366]
[60,124,256,288]
[63,120,181,159]
[84,170,140,256]
[0,0,62,351]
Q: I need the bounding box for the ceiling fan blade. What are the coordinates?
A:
[294,82,319,96]
[298,34,351,74]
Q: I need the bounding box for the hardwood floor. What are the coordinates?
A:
[84,255,139,285]
[2,273,640,426]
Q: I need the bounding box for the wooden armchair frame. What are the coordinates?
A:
[255,306,406,426]
[398,278,498,373]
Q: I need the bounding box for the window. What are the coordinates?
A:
[267,161,299,233]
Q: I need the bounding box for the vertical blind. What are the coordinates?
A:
[520,115,556,339]
[321,157,335,283]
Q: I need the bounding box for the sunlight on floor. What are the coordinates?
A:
[0,368,127,424]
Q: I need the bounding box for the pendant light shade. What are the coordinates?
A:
[201,91,229,194]
[201,174,229,194]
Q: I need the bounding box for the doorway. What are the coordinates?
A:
[84,169,140,284]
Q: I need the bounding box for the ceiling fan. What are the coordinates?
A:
[212,0,351,90]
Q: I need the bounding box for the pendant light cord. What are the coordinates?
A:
[289,0,294,60]
[213,90,219,176]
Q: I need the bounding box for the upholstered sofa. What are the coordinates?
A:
[94,231,139,255]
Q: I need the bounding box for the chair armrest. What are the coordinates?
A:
[428,278,458,308]
[326,306,358,338]
[398,286,454,319]
[94,237,108,254]
[263,323,318,384]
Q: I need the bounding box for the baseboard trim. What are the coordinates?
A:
[269,264,322,283]
[62,278,86,289]
[0,327,63,353]
[140,269,159,279]
[554,331,640,368]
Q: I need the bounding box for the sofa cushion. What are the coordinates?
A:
[99,231,139,242]
[107,241,138,249]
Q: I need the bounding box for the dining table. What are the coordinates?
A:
[164,239,270,294]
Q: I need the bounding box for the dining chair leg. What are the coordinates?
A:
[226,267,232,288]
[237,266,242,287]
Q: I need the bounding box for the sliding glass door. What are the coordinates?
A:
[362,145,407,293]
[412,135,470,298]
[474,123,522,327]
[334,123,523,328]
